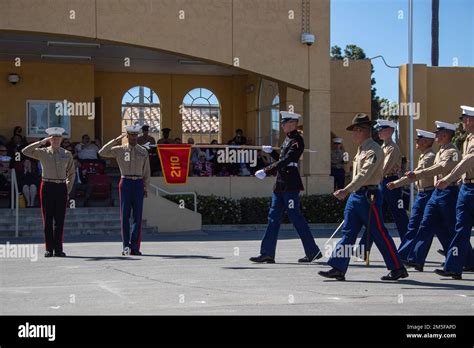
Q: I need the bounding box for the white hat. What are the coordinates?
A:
[416,129,435,139]
[332,137,343,144]
[280,111,301,122]
[460,105,474,119]
[375,119,397,130]
[125,125,142,134]
[45,127,65,137]
[435,121,456,132]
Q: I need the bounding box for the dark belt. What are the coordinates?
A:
[418,186,434,192]
[356,185,379,193]
[121,175,143,180]
[464,178,474,184]
[384,174,399,179]
[42,178,66,184]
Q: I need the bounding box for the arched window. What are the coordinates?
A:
[181,88,220,144]
[121,86,160,133]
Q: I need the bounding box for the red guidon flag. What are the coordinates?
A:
[157,144,192,184]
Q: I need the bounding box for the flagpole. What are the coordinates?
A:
[408,0,415,210]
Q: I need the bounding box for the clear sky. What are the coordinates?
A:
[331,0,474,102]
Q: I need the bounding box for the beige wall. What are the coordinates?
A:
[0,0,330,90]
[330,60,372,164]
[0,61,95,141]
[399,64,474,157]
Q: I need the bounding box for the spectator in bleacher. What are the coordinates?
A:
[18,159,40,207]
[93,137,102,148]
[174,138,182,144]
[69,159,93,207]
[187,138,200,176]
[75,134,100,162]
[157,128,174,144]
[216,164,231,177]
[7,134,26,160]
[137,125,156,146]
[228,129,247,146]
[61,138,75,155]
[0,145,11,191]
[193,152,213,177]
[11,126,28,147]
[250,150,271,175]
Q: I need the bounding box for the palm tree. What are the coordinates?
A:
[431,0,439,66]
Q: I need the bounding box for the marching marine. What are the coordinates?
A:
[318,114,408,281]
[434,106,474,279]
[250,111,322,264]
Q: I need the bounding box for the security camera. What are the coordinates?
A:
[8,73,20,85]
[301,32,315,46]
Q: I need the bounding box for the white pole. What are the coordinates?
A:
[408,0,415,210]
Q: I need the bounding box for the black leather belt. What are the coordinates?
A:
[464,179,474,184]
[384,174,399,179]
[121,175,143,180]
[42,178,66,184]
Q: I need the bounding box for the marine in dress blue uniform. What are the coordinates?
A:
[405,121,461,272]
[249,111,322,263]
[99,125,151,256]
[359,119,409,254]
[434,106,474,279]
[318,114,408,281]
[387,129,436,261]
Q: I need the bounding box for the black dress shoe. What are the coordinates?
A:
[463,266,474,272]
[318,268,345,281]
[54,251,67,257]
[122,247,131,256]
[298,251,323,263]
[131,250,142,256]
[434,269,462,280]
[249,255,275,263]
[437,249,446,256]
[381,268,409,281]
[405,261,423,272]
[44,251,53,258]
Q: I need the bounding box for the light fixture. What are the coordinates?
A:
[7,73,20,85]
[41,54,92,60]
[47,41,101,49]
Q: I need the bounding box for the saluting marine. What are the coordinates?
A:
[319,113,408,281]
[359,119,409,255]
[250,111,322,264]
[99,125,151,256]
[434,106,474,279]
[22,127,75,257]
[387,129,436,261]
[405,121,461,272]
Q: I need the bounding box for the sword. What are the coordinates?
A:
[324,220,345,246]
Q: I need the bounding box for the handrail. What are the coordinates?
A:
[10,169,19,238]
[149,183,197,213]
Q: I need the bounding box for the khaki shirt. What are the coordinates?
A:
[391,147,436,189]
[22,141,75,193]
[345,138,384,192]
[331,149,345,169]
[443,133,474,184]
[99,137,151,188]
[414,142,461,185]
[382,138,402,177]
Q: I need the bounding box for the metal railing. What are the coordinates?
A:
[10,169,19,237]
[149,183,198,213]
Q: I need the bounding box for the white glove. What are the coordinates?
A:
[255,169,266,180]
[262,145,273,154]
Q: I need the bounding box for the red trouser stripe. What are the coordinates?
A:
[371,205,400,269]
